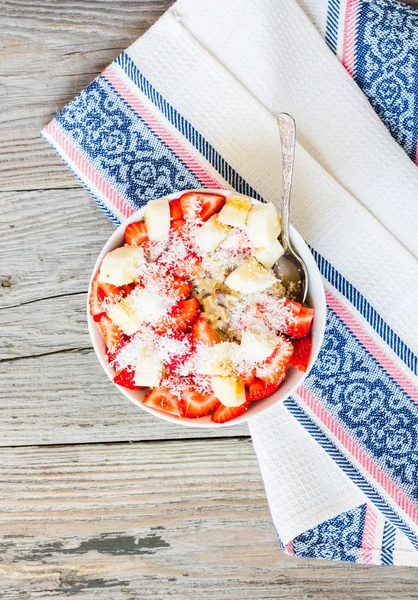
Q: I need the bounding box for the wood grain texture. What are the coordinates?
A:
[0,0,175,191]
[1,439,418,600]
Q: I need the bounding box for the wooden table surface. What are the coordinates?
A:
[2,1,418,598]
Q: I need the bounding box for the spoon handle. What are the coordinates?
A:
[277,113,296,251]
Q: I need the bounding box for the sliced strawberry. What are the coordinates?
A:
[211,398,251,424]
[283,307,314,338]
[170,218,186,233]
[170,198,183,220]
[183,389,221,418]
[97,315,123,352]
[248,378,280,401]
[143,387,185,417]
[170,276,191,302]
[106,335,129,364]
[154,297,200,335]
[89,272,106,321]
[124,221,148,246]
[239,368,257,387]
[284,298,302,316]
[180,191,225,222]
[113,367,146,389]
[172,252,202,278]
[256,336,293,385]
[289,332,312,372]
[191,317,220,347]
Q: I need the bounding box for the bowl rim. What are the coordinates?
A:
[87,188,326,427]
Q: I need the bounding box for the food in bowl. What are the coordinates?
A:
[89,191,314,423]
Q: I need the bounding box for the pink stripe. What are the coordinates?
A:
[297,385,418,526]
[326,288,418,402]
[342,0,359,76]
[44,122,134,219]
[103,66,224,189]
[285,540,294,555]
[360,504,378,564]
[416,139,418,166]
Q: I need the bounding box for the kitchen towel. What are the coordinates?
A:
[42,0,418,565]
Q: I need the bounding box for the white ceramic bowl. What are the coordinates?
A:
[88,189,326,427]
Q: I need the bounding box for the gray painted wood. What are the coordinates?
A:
[1,440,418,600]
[2,0,418,597]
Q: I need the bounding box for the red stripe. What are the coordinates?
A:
[342,0,359,76]
[360,504,378,564]
[326,288,418,403]
[44,122,134,219]
[285,540,294,555]
[297,385,418,526]
[102,66,224,189]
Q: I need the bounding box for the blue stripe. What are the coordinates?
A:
[310,248,417,375]
[325,0,341,53]
[381,521,396,565]
[116,51,417,377]
[285,396,418,552]
[40,131,122,227]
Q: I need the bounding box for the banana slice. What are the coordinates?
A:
[225,257,276,293]
[134,345,163,387]
[240,327,278,362]
[218,194,252,229]
[194,215,230,253]
[197,342,235,376]
[145,198,170,240]
[254,239,285,269]
[246,202,281,248]
[107,292,142,335]
[98,246,146,286]
[211,376,246,407]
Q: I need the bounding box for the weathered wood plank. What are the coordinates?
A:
[0,350,248,445]
[1,439,418,600]
[0,189,113,309]
[0,0,175,192]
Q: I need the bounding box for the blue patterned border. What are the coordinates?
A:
[285,396,418,551]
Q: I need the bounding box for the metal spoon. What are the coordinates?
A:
[273,113,308,304]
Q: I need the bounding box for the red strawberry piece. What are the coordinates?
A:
[154,297,200,335]
[97,315,123,352]
[124,221,148,246]
[172,252,202,278]
[169,275,191,302]
[284,298,302,316]
[170,198,183,220]
[256,336,294,385]
[143,387,185,417]
[248,378,281,401]
[106,335,129,364]
[170,218,186,233]
[289,332,312,372]
[89,271,106,322]
[191,317,220,347]
[113,367,146,389]
[283,307,314,338]
[183,389,221,418]
[180,191,225,222]
[239,368,257,387]
[211,397,251,424]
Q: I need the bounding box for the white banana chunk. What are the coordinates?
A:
[197,342,235,376]
[225,257,276,293]
[211,376,246,407]
[246,202,281,248]
[144,198,170,240]
[134,345,163,387]
[194,215,230,253]
[218,194,252,229]
[254,239,285,269]
[107,292,142,335]
[99,246,145,286]
[240,326,278,362]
